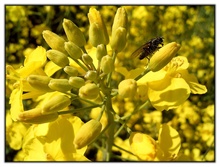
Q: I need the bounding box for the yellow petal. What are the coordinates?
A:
[148,76,191,111]
[116,67,144,79]
[24,46,47,67]
[157,124,181,160]
[179,70,207,94]
[129,132,157,161]
[9,82,24,121]
[137,70,166,85]
[18,62,43,77]
[44,61,62,77]
[18,46,47,77]
[6,113,27,150]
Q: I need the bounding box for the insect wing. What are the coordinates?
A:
[131,43,149,59]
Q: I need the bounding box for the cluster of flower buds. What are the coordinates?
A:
[36,7,129,103]
[41,18,102,99]
[15,7,130,127]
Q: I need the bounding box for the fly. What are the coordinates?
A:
[131,37,164,60]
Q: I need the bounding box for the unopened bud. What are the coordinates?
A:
[100,55,114,74]
[84,70,97,81]
[74,119,102,149]
[64,41,83,59]
[148,42,181,72]
[68,77,85,88]
[112,7,128,35]
[82,54,93,65]
[18,108,58,124]
[48,79,73,92]
[96,44,107,61]
[88,8,109,47]
[111,7,128,52]
[110,27,127,52]
[63,18,86,47]
[129,132,157,161]
[64,66,78,76]
[42,95,71,114]
[79,83,99,100]
[118,79,137,99]
[27,75,52,92]
[42,30,66,53]
[47,50,69,68]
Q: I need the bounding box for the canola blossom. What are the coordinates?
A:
[6,6,213,162]
[138,56,207,111]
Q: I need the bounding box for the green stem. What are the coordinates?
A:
[113,101,149,138]
[81,46,87,54]
[113,144,136,157]
[73,59,89,72]
[97,104,105,121]
[90,62,97,71]
[78,96,102,106]
[114,114,132,138]
[104,95,115,161]
[121,100,149,120]
[107,51,117,87]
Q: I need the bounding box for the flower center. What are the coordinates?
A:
[164,57,184,78]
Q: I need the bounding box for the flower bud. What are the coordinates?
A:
[118,79,137,99]
[74,119,102,149]
[111,7,128,52]
[42,95,71,115]
[62,18,86,47]
[129,132,157,161]
[64,66,78,76]
[68,77,85,88]
[18,108,58,124]
[100,55,114,74]
[27,75,52,92]
[96,44,107,61]
[42,30,66,53]
[88,8,109,47]
[148,42,181,72]
[112,7,128,35]
[82,54,93,65]
[110,27,127,52]
[84,70,97,81]
[64,41,83,59]
[79,83,99,100]
[47,50,69,68]
[48,79,73,92]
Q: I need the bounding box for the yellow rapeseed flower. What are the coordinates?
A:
[138,56,207,111]
[22,116,89,161]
